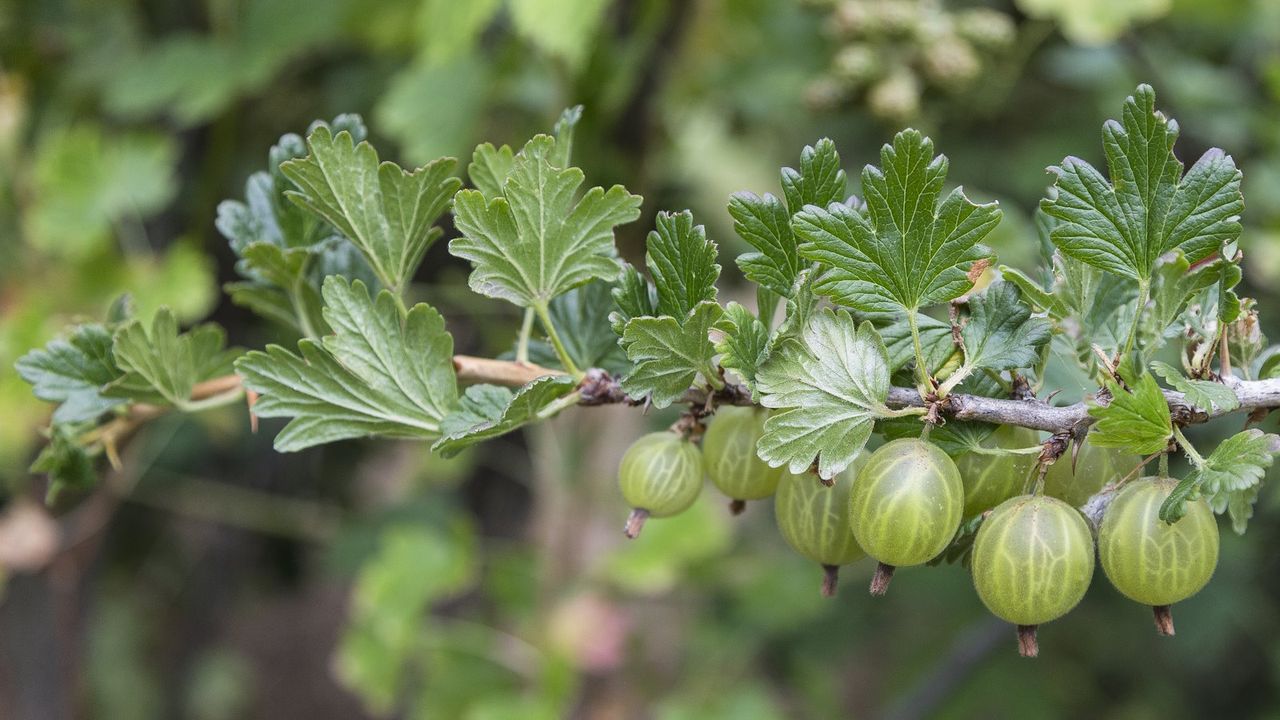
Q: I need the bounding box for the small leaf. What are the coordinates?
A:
[281,125,461,292]
[961,281,1052,372]
[468,143,515,200]
[434,375,578,457]
[869,311,955,375]
[1160,429,1280,533]
[795,130,1000,313]
[714,302,770,392]
[106,310,236,407]
[30,424,97,502]
[235,277,458,451]
[1149,361,1239,414]
[619,302,724,408]
[1087,371,1172,455]
[451,134,642,308]
[15,324,124,423]
[1040,84,1243,281]
[609,264,657,337]
[729,138,846,297]
[525,281,629,374]
[756,311,892,480]
[646,210,720,318]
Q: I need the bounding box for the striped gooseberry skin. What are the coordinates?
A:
[955,424,1040,518]
[971,494,1094,626]
[618,432,703,517]
[1043,440,1135,507]
[848,438,964,567]
[703,406,782,501]
[1098,477,1219,606]
[774,463,866,567]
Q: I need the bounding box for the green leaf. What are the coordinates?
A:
[608,264,657,337]
[619,302,724,408]
[281,126,461,292]
[433,375,578,457]
[466,105,580,200]
[1040,84,1243,282]
[1149,361,1239,414]
[878,416,995,457]
[714,302,770,392]
[795,130,1000,313]
[1087,371,1172,455]
[451,135,642,308]
[105,310,237,407]
[1160,429,1280,533]
[30,424,97,502]
[755,311,892,479]
[235,277,458,451]
[729,138,846,297]
[16,324,124,423]
[646,210,720,318]
[769,268,819,351]
[961,281,1052,371]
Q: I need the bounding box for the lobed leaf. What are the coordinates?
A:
[619,301,724,408]
[1149,361,1239,414]
[16,324,123,424]
[1161,429,1280,533]
[714,302,770,393]
[645,210,720,318]
[961,281,1052,372]
[434,375,578,457]
[1087,371,1172,455]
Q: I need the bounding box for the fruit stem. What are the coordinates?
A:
[623,508,650,539]
[728,499,746,516]
[821,564,840,598]
[1017,625,1039,658]
[1152,605,1175,636]
[869,562,896,596]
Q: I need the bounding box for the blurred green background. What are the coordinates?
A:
[2,0,1280,717]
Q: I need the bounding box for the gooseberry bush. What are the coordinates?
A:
[16,85,1280,657]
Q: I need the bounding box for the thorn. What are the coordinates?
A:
[1017,625,1039,657]
[1153,605,1175,636]
[821,564,840,597]
[623,508,649,539]
[869,562,895,596]
[246,389,260,433]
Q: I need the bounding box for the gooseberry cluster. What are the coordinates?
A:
[617,411,1220,657]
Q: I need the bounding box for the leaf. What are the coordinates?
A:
[879,417,995,457]
[714,302,770,392]
[1149,361,1239,414]
[235,277,458,451]
[1040,84,1243,282]
[646,210,720,318]
[795,129,1000,313]
[755,311,892,480]
[451,135,642,308]
[105,310,237,407]
[619,302,724,408]
[466,105,580,200]
[16,324,124,423]
[1087,371,1172,455]
[961,281,1052,371]
[608,263,657,337]
[281,125,462,291]
[1160,429,1280,533]
[30,424,97,502]
[433,376,578,457]
[729,138,846,297]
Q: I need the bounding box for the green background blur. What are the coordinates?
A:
[2,0,1280,717]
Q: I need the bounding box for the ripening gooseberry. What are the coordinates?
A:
[775,462,866,597]
[1042,440,1137,507]
[971,494,1095,657]
[703,406,782,514]
[847,438,964,595]
[955,424,1040,518]
[1098,477,1219,636]
[618,432,703,539]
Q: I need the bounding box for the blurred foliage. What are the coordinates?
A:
[3,0,1280,718]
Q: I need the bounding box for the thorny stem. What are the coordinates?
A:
[515,307,535,365]
[535,303,582,378]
